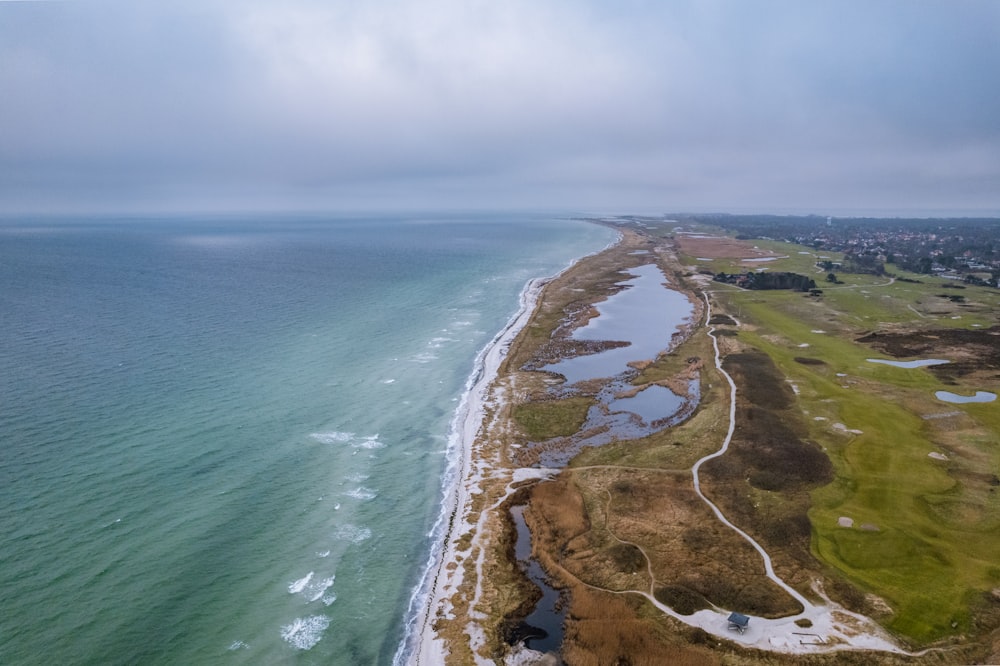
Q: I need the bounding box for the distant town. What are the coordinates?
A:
[669,213,1000,287]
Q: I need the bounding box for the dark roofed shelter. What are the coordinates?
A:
[728,612,750,634]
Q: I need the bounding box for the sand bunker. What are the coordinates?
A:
[832,423,864,435]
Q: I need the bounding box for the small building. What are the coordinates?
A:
[728,612,750,634]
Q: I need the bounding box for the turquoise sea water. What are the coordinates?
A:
[0,214,616,665]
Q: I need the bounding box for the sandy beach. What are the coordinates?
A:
[395,273,563,665]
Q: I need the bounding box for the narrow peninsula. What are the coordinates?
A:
[405,215,1000,665]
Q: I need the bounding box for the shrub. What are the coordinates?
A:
[654,585,711,615]
[607,543,645,574]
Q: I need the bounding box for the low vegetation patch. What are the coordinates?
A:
[654,584,711,615]
[512,397,592,440]
[607,543,646,574]
[858,326,1000,383]
[714,271,817,292]
[709,314,737,326]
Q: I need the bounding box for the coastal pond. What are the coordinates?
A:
[538,377,700,468]
[935,390,996,404]
[867,358,950,369]
[533,264,698,466]
[608,384,685,423]
[541,264,694,385]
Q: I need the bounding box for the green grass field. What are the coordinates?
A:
[694,237,1000,645]
[513,397,592,440]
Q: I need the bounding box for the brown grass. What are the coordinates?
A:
[563,588,720,666]
[523,466,805,625]
[675,234,783,261]
[475,222,986,665]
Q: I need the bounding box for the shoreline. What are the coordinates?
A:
[394,234,621,665]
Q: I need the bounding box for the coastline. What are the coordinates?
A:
[390,218,1000,664]
[394,234,621,666]
[395,220,926,664]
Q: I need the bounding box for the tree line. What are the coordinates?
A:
[713,271,817,291]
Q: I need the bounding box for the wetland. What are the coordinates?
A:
[420,217,1000,666]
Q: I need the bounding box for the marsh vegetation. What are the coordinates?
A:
[465,219,1000,665]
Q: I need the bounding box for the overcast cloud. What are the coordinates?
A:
[1,0,998,214]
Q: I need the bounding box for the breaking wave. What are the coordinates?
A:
[288,572,314,594]
[343,487,377,501]
[280,615,330,650]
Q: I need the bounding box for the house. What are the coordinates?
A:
[728,612,750,634]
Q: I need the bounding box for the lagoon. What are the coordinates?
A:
[541,264,693,385]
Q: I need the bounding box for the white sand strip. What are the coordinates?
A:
[395,268,584,664]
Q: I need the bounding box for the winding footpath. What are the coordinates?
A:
[677,292,913,655]
[693,295,812,611]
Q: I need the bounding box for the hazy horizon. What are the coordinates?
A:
[2,0,998,216]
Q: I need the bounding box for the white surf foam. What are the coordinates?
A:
[280,615,330,650]
[310,431,354,444]
[344,486,377,500]
[333,524,373,543]
[411,352,438,364]
[352,435,384,450]
[308,576,336,603]
[311,431,383,449]
[288,572,314,594]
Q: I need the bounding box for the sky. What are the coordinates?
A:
[1,0,999,215]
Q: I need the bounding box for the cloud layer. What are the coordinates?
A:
[2,0,999,214]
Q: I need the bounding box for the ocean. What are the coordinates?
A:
[0,213,617,665]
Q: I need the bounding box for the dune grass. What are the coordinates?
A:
[512,397,592,440]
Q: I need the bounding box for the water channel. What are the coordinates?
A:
[510,504,564,654]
